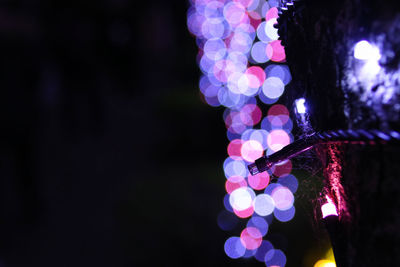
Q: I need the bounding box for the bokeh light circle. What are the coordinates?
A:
[253,193,275,216]
[229,187,256,211]
[224,237,246,259]
[248,171,270,190]
[270,186,294,210]
[240,227,263,250]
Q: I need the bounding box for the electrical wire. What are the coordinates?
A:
[248,129,400,175]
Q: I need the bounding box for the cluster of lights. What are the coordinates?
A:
[188,0,298,266]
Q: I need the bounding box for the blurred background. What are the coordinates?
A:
[0,0,332,266]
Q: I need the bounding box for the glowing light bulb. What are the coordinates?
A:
[314,260,337,267]
[295,98,306,114]
[321,195,338,218]
[353,40,381,61]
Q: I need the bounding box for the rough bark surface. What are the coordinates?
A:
[280,0,400,266]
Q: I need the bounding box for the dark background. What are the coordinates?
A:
[0,1,330,266]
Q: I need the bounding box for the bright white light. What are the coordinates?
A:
[295,98,306,114]
[229,187,255,211]
[361,59,381,77]
[354,40,381,61]
[253,194,275,216]
[321,196,338,218]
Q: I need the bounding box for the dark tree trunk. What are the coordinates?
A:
[280,0,400,266]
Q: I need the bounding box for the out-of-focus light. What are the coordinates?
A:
[248,171,270,190]
[295,98,307,114]
[353,40,381,61]
[255,240,274,262]
[253,193,275,216]
[271,186,294,210]
[188,0,296,262]
[265,64,292,85]
[224,157,248,178]
[247,0,261,12]
[235,0,255,8]
[247,216,269,236]
[223,2,247,26]
[256,21,271,43]
[234,205,255,218]
[204,38,227,61]
[230,187,256,211]
[321,195,338,218]
[262,76,285,99]
[225,176,247,194]
[227,139,243,157]
[314,260,337,267]
[267,40,286,62]
[240,227,263,250]
[274,205,295,222]
[241,140,264,162]
[265,248,287,267]
[278,174,298,193]
[251,41,270,63]
[267,129,291,152]
[272,160,292,177]
[223,194,234,212]
[224,236,246,259]
[246,66,266,87]
[240,103,262,126]
[242,248,258,258]
[217,210,239,231]
[265,6,279,20]
[268,104,289,118]
[265,18,279,40]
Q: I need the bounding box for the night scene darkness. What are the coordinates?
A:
[1,0,400,267]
